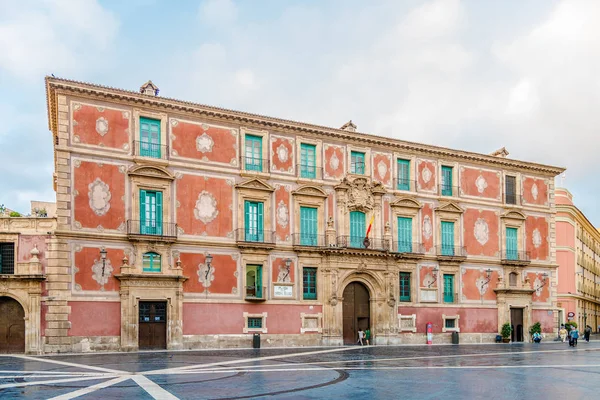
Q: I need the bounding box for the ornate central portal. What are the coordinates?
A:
[342,282,370,344]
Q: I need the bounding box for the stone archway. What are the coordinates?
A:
[342,282,371,345]
[0,296,25,353]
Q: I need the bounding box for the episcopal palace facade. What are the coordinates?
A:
[0,77,564,353]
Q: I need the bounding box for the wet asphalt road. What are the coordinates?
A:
[1,341,600,399]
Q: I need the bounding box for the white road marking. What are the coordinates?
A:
[0,375,111,389]
[0,374,108,379]
[47,376,130,400]
[145,346,361,375]
[0,370,106,375]
[131,375,179,400]
[11,355,128,374]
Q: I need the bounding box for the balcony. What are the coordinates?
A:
[501,250,531,266]
[127,220,178,242]
[235,228,276,249]
[443,292,458,304]
[297,164,323,180]
[439,184,459,197]
[436,245,467,262]
[336,236,390,251]
[245,286,266,301]
[396,178,417,192]
[392,242,425,260]
[133,141,169,161]
[292,233,326,248]
[242,157,269,173]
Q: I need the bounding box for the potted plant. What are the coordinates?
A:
[529,322,542,336]
[501,322,512,343]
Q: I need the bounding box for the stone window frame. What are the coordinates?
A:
[295,136,323,181]
[132,108,168,162]
[346,144,371,177]
[300,312,323,333]
[241,253,270,301]
[292,185,327,244]
[500,210,526,258]
[0,234,18,274]
[240,127,270,173]
[243,311,268,333]
[435,202,464,250]
[235,178,275,238]
[438,160,460,197]
[502,171,522,205]
[442,314,460,332]
[390,197,422,250]
[393,152,417,192]
[398,314,417,333]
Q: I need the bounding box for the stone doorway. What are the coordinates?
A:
[0,296,25,353]
[139,301,167,350]
[511,307,524,342]
[342,282,370,345]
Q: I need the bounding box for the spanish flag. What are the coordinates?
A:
[365,213,375,237]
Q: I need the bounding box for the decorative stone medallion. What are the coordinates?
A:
[276,200,289,228]
[95,117,109,136]
[88,178,111,216]
[197,262,215,288]
[277,265,291,283]
[474,218,489,245]
[196,133,214,153]
[91,258,113,288]
[194,191,219,224]
[329,151,340,171]
[475,175,488,194]
[531,183,539,200]
[377,160,388,180]
[422,215,433,240]
[532,228,542,248]
[277,144,289,162]
[421,166,432,183]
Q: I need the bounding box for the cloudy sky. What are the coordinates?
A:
[1,0,599,223]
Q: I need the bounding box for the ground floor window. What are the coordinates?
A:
[303,267,317,300]
[243,312,267,333]
[442,314,460,332]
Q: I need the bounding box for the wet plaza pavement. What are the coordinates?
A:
[2,341,600,399]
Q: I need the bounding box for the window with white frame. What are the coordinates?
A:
[442,314,460,332]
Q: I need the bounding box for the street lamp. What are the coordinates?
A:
[205,253,213,280]
[428,267,439,288]
[283,258,292,281]
[100,248,107,277]
[534,272,549,291]
[481,268,492,290]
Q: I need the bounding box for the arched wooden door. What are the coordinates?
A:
[342,282,370,345]
[0,297,25,353]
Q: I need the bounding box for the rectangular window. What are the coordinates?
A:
[0,243,15,274]
[303,267,317,300]
[300,143,317,178]
[441,166,453,196]
[399,272,411,302]
[139,117,161,158]
[505,176,516,204]
[443,274,454,303]
[351,151,365,175]
[244,201,264,242]
[140,190,162,235]
[349,211,366,248]
[441,221,455,256]
[248,317,263,329]
[445,318,456,329]
[245,134,263,171]
[142,252,161,272]
[397,217,412,253]
[300,206,318,246]
[397,159,410,190]
[246,265,263,299]
[506,227,518,260]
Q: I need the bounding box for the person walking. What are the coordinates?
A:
[570,326,579,347]
[365,328,371,346]
[585,325,592,342]
[357,329,364,346]
[559,325,568,343]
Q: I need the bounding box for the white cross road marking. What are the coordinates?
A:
[0,375,111,390]
[0,374,109,379]
[131,375,179,400]
[11,355,128,374]
[47,376,130,400]
[0,370,108,375]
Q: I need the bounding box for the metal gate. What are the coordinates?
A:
[342,282,370,345]
[0,297,25,353]
[139,301,167,350]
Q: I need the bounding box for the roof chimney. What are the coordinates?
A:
[140,80,159,96]
[340,120,357,132]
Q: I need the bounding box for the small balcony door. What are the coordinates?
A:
[140,190,162,235]
[244,201,264,242]
[349,211,366,248]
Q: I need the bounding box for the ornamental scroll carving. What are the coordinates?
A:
[340,177,382,212]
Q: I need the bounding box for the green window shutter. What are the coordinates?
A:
[506,227,518,260]
[303,267,317,300]
[300,143,316,178]
[442,166,453,196]
[300,207,318,246]
[257,202,264,242]
[399,272,411,302]
[441,221,455,256]
[397,159,410,190]
[351,151,365,174]
[155,191,163,236]
[397,217,412,253]
[143,252,161,272]
[256,265,263,298]
[245,201,260,242]
[443,274,454,303]
[245,135,262,171]
[349,211,366,248]
[140,189,147,234]
[140,117,161,158]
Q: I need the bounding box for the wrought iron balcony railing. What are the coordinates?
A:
[292,233,326,247]
[396,178,417,191]
[501,250,531,263]
[133,141,169,160]
[242,157,269,173]
[127,220,178,239]
[439,184,460,197]
[297,164,323,180]
[436,245,467,258]
[392,241,426,255]
[245,286,266,301]
[336,236,390,251]
[235,228,276,244]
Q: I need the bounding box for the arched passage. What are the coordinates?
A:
[342,282,370,345]
[0,296,25,353]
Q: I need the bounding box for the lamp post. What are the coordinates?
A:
[100,248,107,278]
[284,258,292,281]
[428,267,439,288]
[205,254,213,280]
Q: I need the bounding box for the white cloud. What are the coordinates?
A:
[198,0,238,26]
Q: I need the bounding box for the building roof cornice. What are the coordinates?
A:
[557,203,600,242]
[45,76,565,176]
